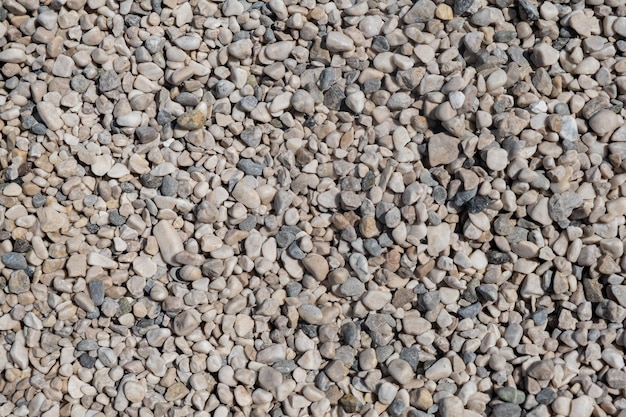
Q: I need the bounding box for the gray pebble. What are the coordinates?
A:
[491,403,521,417]
[318,68,336,90]
[364,239,382,256]
[388,399,407,417]
[98,70,121,92]
[2,252,28,270]
[458,302,481,319]
[240,127,262,147]
[31,123,48,135]
[238,96,258,112]
[71,74,90,93]
[108,209,127,226]
[287,242,306,259]
[160,176,178,196]
[418,291,440,311]
[237,159,265,176]
[399,347,419,371]
[338,278,366,298]
[175,92,200,106]
[77,339,99,351]
[89,280,105,306]
[341,321,360,347]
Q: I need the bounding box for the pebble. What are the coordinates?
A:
[325,32,354,52]
[388,359,414,384]
[177,109,206,130]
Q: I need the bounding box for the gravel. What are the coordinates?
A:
[1,0,626,416]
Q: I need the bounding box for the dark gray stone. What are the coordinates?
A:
[364,239,382,256]
[31,123,48,135]
[156,109,175,125]
[108,209,127,226]
[2,252,28,270]
[324,85,345,110]
[532,308,548,326]
[275,230,296,248]
[79,353,97,368]
[432,186,447,204]
[240,127,262,147]
[135,126,159,143]
[458,302,481,319]
[175,92,200,106]
[399,347,419,371]
[287,242,306,260]
[497,387,526,404]
[140,174,162,188]
[418,291,440,311]
[476,284,498,302]
[535,388,556,405]
[518,0,539,20]
[467,195,492,213]
[238,159,265,176]
[13,239,31,253]
[372,36,389,52]
[318,68,335,90]
[285,282,302,297]
[160,176,178,196]
[89,280,105,306]
[491,403,521,417]
[487,250,510,264]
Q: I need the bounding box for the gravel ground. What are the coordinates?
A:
[1,0,626,416]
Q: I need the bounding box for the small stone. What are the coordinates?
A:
[153,220,184,265]
[177,109,206,130]
[124,381,146,403]
[428,133,459,166]
[436,4,454,20]
[99,70,121,92]
[8,270,30,294]
[301,254,329,281]
[497,387,526,404]
[425,357,452,380]
[491,403,522,417]
[454,0,474,15]
[339,394,361,413]
[440,396,464,417]
[164,382,190,402]
[486,148,509,171]
[2,252,28,270]
[536,388,556,405]
[410,388,433,410]
[403,0,436,24]
[569,396,595,417]
[135,126,159,143]
[388,359,414,384]
[526,360,554,380]
[37,101,63,131]
[532,43,559,67]
[325,32,354,52]
[172,310,200,336]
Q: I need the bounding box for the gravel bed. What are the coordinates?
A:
[1,0,626,416]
